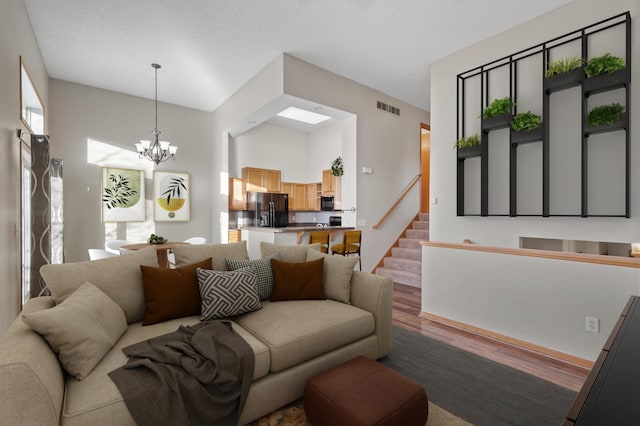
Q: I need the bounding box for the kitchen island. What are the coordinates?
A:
[240,225,355,259]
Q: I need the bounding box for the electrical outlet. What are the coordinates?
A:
[585,316,600,333]
[357,219,366,226]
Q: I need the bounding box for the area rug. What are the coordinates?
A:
[251,399,470,426]
[252,326,576,425]
[380,326,577,425]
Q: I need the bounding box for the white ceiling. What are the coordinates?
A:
[24,0,573,112]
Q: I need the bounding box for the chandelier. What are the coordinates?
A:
[135,63,177,165]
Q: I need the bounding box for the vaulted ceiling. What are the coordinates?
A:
[24,0,573,112]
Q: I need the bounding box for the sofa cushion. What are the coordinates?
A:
[270,258,326,301]
[197,267,262,320]
[173,241,249,269]
[22,282,127,380]
[40,246,159,323]
[306,248,358,304]
[60,317,270,426]
[260,242,321,263]
[140,258,213,325]
[225,254,280,300]
[235,300,374,372]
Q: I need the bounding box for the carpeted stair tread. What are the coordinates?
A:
[376,267,421,287]
[391,247,422,261]
[384,257,421,274]
[399,238,422,249]
[412,220,430,230]
[406,229,430,240]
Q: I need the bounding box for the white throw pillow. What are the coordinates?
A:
[22,282,128,380]
[306,248,358,304]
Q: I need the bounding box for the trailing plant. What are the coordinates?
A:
[161,176,187,204]
[545,56,583,78]
[584,53,625,77]
[511,112,542,132]
[454,134,480,149]
[482,97,512,119]
[588,103,624,126]
[102,173,138,210]
[330,156,344,176]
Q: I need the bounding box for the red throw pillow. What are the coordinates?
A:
[140,258,212,325]
[270,258,325,301]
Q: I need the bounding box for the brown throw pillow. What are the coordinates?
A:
[140,258,213,325]
[270,258,325,301]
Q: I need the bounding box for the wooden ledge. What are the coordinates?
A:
[420,241,640,269]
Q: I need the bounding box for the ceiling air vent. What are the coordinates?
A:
[376,100,400,116]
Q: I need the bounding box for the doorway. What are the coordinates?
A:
[420,123,430,213]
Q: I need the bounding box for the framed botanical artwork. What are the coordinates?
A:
[153,171,190,222]
[101,167,146,222]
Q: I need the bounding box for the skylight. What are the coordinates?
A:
[276,107,331,125]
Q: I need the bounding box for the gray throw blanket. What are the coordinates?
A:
[109,321,254,426]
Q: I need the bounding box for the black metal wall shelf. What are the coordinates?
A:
[457,11,631,218]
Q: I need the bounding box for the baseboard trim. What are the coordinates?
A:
[419,311,594,370]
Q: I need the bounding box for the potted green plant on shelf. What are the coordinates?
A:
[482,96,512,119]
[454,134,480,149]
[546,56,584,77]
[588,103,625,127]
[511,112,542,132]
[584,53,625,77]
[330,156,343,176]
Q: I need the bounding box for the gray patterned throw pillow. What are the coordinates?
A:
[196,267,261,320]
[225,254,280,300]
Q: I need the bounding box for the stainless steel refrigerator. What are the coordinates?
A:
[247,192,289,227]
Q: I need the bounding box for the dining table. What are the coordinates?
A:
[120,241,190,268]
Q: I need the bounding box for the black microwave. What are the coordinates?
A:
[321,196,334,211]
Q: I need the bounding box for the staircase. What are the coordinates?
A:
[375,213,428,288]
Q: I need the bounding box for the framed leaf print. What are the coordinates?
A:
[101,167,145,222]
[153,171,190,222]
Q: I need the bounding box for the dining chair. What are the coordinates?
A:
[105,239,132,255]
[88,249,117,260]
[183,237,206,245]
[330,230,362,270]
[309,231,330,254]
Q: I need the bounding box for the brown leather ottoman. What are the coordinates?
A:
[304,356,428,426]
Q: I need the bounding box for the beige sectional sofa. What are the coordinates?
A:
[0,242,393,425]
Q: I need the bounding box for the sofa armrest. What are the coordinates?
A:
[0,297,64,426]
[349,271,393,358]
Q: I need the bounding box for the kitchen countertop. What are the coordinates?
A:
[240,225,354,233]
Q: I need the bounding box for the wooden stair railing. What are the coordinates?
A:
[372,174,421,230]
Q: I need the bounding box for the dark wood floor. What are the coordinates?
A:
[392,283,590,392]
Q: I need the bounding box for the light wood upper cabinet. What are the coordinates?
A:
[229,178,246,210]
[282,181,321,211]
[242,167,282,193]
[322,169,342,209]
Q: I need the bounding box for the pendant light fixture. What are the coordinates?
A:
[135,63,177,165]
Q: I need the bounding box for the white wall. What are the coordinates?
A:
[0,0,49,336]
[425,0,640,359]
[423,245,640,361]
[230,123,310,182]
[430,0,640,247]
[49,79,214,263]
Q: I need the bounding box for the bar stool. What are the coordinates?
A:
[331,230,362,271]
[309,230,330,254]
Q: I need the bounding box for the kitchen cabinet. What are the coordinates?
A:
[242,167,282,193]
[322,169,342,209]
[306,183,321,211]
[282,182,320,211]
[228,178,246,210]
